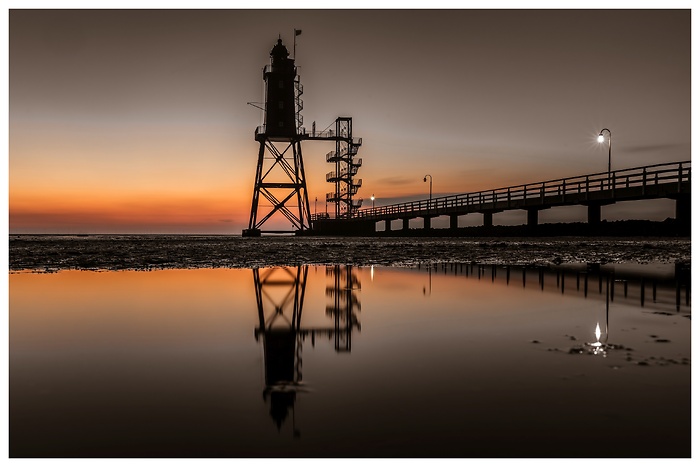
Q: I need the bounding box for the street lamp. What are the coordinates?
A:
[370,194,375,209]
[423,174,433,207]
[598,128,612,184]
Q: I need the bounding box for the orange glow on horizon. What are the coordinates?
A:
[8,167,556,233]
[9,186,250,233]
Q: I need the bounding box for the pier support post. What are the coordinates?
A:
[676,195,691,228]
[423,217,431,230]
[384,219,392,232]
[587,203,602,226]
[403,218,410,231]
[450,214,459,230]
[483,212,493,227]
[527,209,539,228]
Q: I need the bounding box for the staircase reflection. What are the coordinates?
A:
[253,265,361,436]
[325,265,361,352]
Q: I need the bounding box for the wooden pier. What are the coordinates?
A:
[312,161,690,235]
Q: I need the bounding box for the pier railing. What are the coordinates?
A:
[353,161,690,220]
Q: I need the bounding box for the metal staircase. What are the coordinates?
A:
[323,118,364,218]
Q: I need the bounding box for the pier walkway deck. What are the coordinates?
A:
[312,161,691,234]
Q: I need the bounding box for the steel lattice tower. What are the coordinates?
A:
[243,37,364,236]
[243,39,311,237]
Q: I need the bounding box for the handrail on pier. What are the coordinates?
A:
[352,161,691,220]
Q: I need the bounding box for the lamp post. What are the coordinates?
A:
[423,174,433,208]
[370,194,375,209]
[598,128,612,186]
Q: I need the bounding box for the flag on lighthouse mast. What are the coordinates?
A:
[293,29,302,59]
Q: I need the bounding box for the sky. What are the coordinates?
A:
[7,7,692,233]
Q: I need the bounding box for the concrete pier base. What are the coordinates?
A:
[527,209,539,228]
[588,204,601,225]
[423,217,431,230]
[242,228,261,237]
[311,219,375,236]
[483,212,493,227]
[403,218,410,231]
[450,215,459,230]
[676,195,691,227]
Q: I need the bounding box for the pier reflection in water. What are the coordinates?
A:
[420,262,690,311]
[9,263,690,457]
[419,262,690,354]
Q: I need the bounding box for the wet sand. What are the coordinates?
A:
[9,235,691,271]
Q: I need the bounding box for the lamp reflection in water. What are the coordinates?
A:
[585,275,610,355]
[253,265,361,436]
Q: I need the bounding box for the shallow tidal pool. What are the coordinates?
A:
[9,263,690,457]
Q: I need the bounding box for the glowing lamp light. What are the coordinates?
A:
[597,128,612,177]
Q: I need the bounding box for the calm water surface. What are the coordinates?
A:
[9,264,690,457]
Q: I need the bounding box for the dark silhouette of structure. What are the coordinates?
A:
[243,40,688,237]
[322,118,364,219]
[347,161,691,234]
[243,38,363,236]
[253,265,361,435]
[420,262,690,313]
[243,39,310,237]
[325,265,361,352]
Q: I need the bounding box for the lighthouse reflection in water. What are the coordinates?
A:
[247,262,690,453]
[8,262,690,456]
[253,265,360,435]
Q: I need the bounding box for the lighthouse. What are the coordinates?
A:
[264,39,300,139]
[243,38,310,237]
[242,36,364,236]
